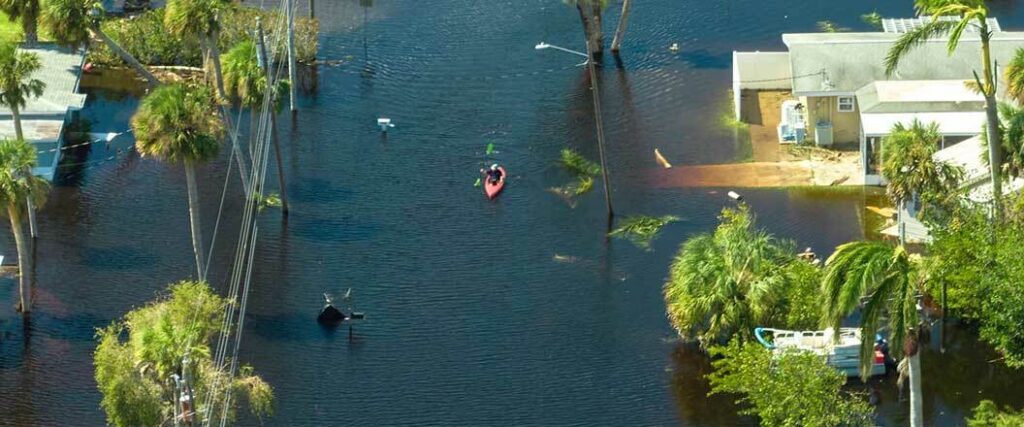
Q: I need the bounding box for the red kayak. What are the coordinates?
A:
[484,167,506,199]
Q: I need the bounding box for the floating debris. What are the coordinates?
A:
[669,43,680,52]
[609,215,681,250]
[377,118,395,132]
[654,148,672,169]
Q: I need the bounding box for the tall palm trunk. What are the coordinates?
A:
[8,206,30,314]
[906,334,923,427]
[610,0,631,54]
[981,30,1004,221]
[23,11,38,44]
[184,162,206,281]
[10,104,23,142]
[10,106,38,239]
[984,96,1003,218]
[90,26,159,88]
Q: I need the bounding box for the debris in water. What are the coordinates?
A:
[654,148,672,168]
[609,215,681,250]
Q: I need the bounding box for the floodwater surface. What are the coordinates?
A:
[3,0,1024,425]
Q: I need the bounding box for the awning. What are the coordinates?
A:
[861,111,986,136]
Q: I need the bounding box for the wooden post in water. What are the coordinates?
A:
[584,29,614,225]
[256,19,291,215]
[287,0,298,113]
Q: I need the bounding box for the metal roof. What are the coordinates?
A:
[0,44,86,117]
[783,31,1024,94]
[882,17,1000,34]
[855,80,985,114]
[933,135,1024,203]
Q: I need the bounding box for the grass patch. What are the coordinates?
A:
[0,11,22,43]
[609,215,680,250]
[720,90,753,163]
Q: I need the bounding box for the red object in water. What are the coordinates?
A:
[83,62,94,73]
[484,167,506,200]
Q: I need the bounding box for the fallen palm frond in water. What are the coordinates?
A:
[609,215,680,250]
[552,149,600,204]
[560,148,601,177]
[254,193,282,212]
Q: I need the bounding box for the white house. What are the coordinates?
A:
[0,44,87,181]
[733,17,1023,185]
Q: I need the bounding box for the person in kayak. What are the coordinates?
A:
[483,164,503,184]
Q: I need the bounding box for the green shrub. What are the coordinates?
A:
[89,7,318,67]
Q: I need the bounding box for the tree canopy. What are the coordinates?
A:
[94,280,273,427]
[132,83,223,165]
[707,340,874,427]
[663,205,822,345]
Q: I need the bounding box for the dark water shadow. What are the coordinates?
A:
[677,49,732,69]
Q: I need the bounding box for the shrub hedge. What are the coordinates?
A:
[89,7,318,67]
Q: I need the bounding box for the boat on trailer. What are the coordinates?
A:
[754,327,887,377]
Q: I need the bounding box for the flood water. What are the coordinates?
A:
[4,0,1024,425]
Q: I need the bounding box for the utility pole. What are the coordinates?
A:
[309,0,314,19]
[256,18,291,215]
[583,28,614,226]
[287,0,298,113]
[181,355,196,427]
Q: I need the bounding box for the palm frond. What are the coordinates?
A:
[885,20,957,76]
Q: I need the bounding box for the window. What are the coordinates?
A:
[837,96,855,112]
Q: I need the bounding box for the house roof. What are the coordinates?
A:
[856,80,985,114]
[783,31,1024,95]
[933,135,1024,203]
[0,44,86,117]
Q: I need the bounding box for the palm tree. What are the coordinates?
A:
[663,205,795,345]
[997,102,1024,178]
[881,120,964,239]
[0,138,49,315]
[0,0,39,44]
[884,0,1003,219]
[821,241,924,427]
[222,40,289,214]
[39,0,160,87]
[165,0,232,99]
[0,42,44,142]
[610,0,631,54]
[132,84,223,281]
[0,41,45,243]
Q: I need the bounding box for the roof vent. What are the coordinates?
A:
[881,17,1000,34]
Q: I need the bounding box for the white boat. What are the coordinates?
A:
[754,327,887,377]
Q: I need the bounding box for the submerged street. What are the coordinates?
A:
[4,0,1024,425]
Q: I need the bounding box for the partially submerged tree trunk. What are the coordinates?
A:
[8,206,30,314]
[610,0,631,54]
[575,4,593,59]
[589,1,604,59]
[270,108,289,215]
[184,163,206,281]
[91,26,160,88]
[906,335,923,427]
